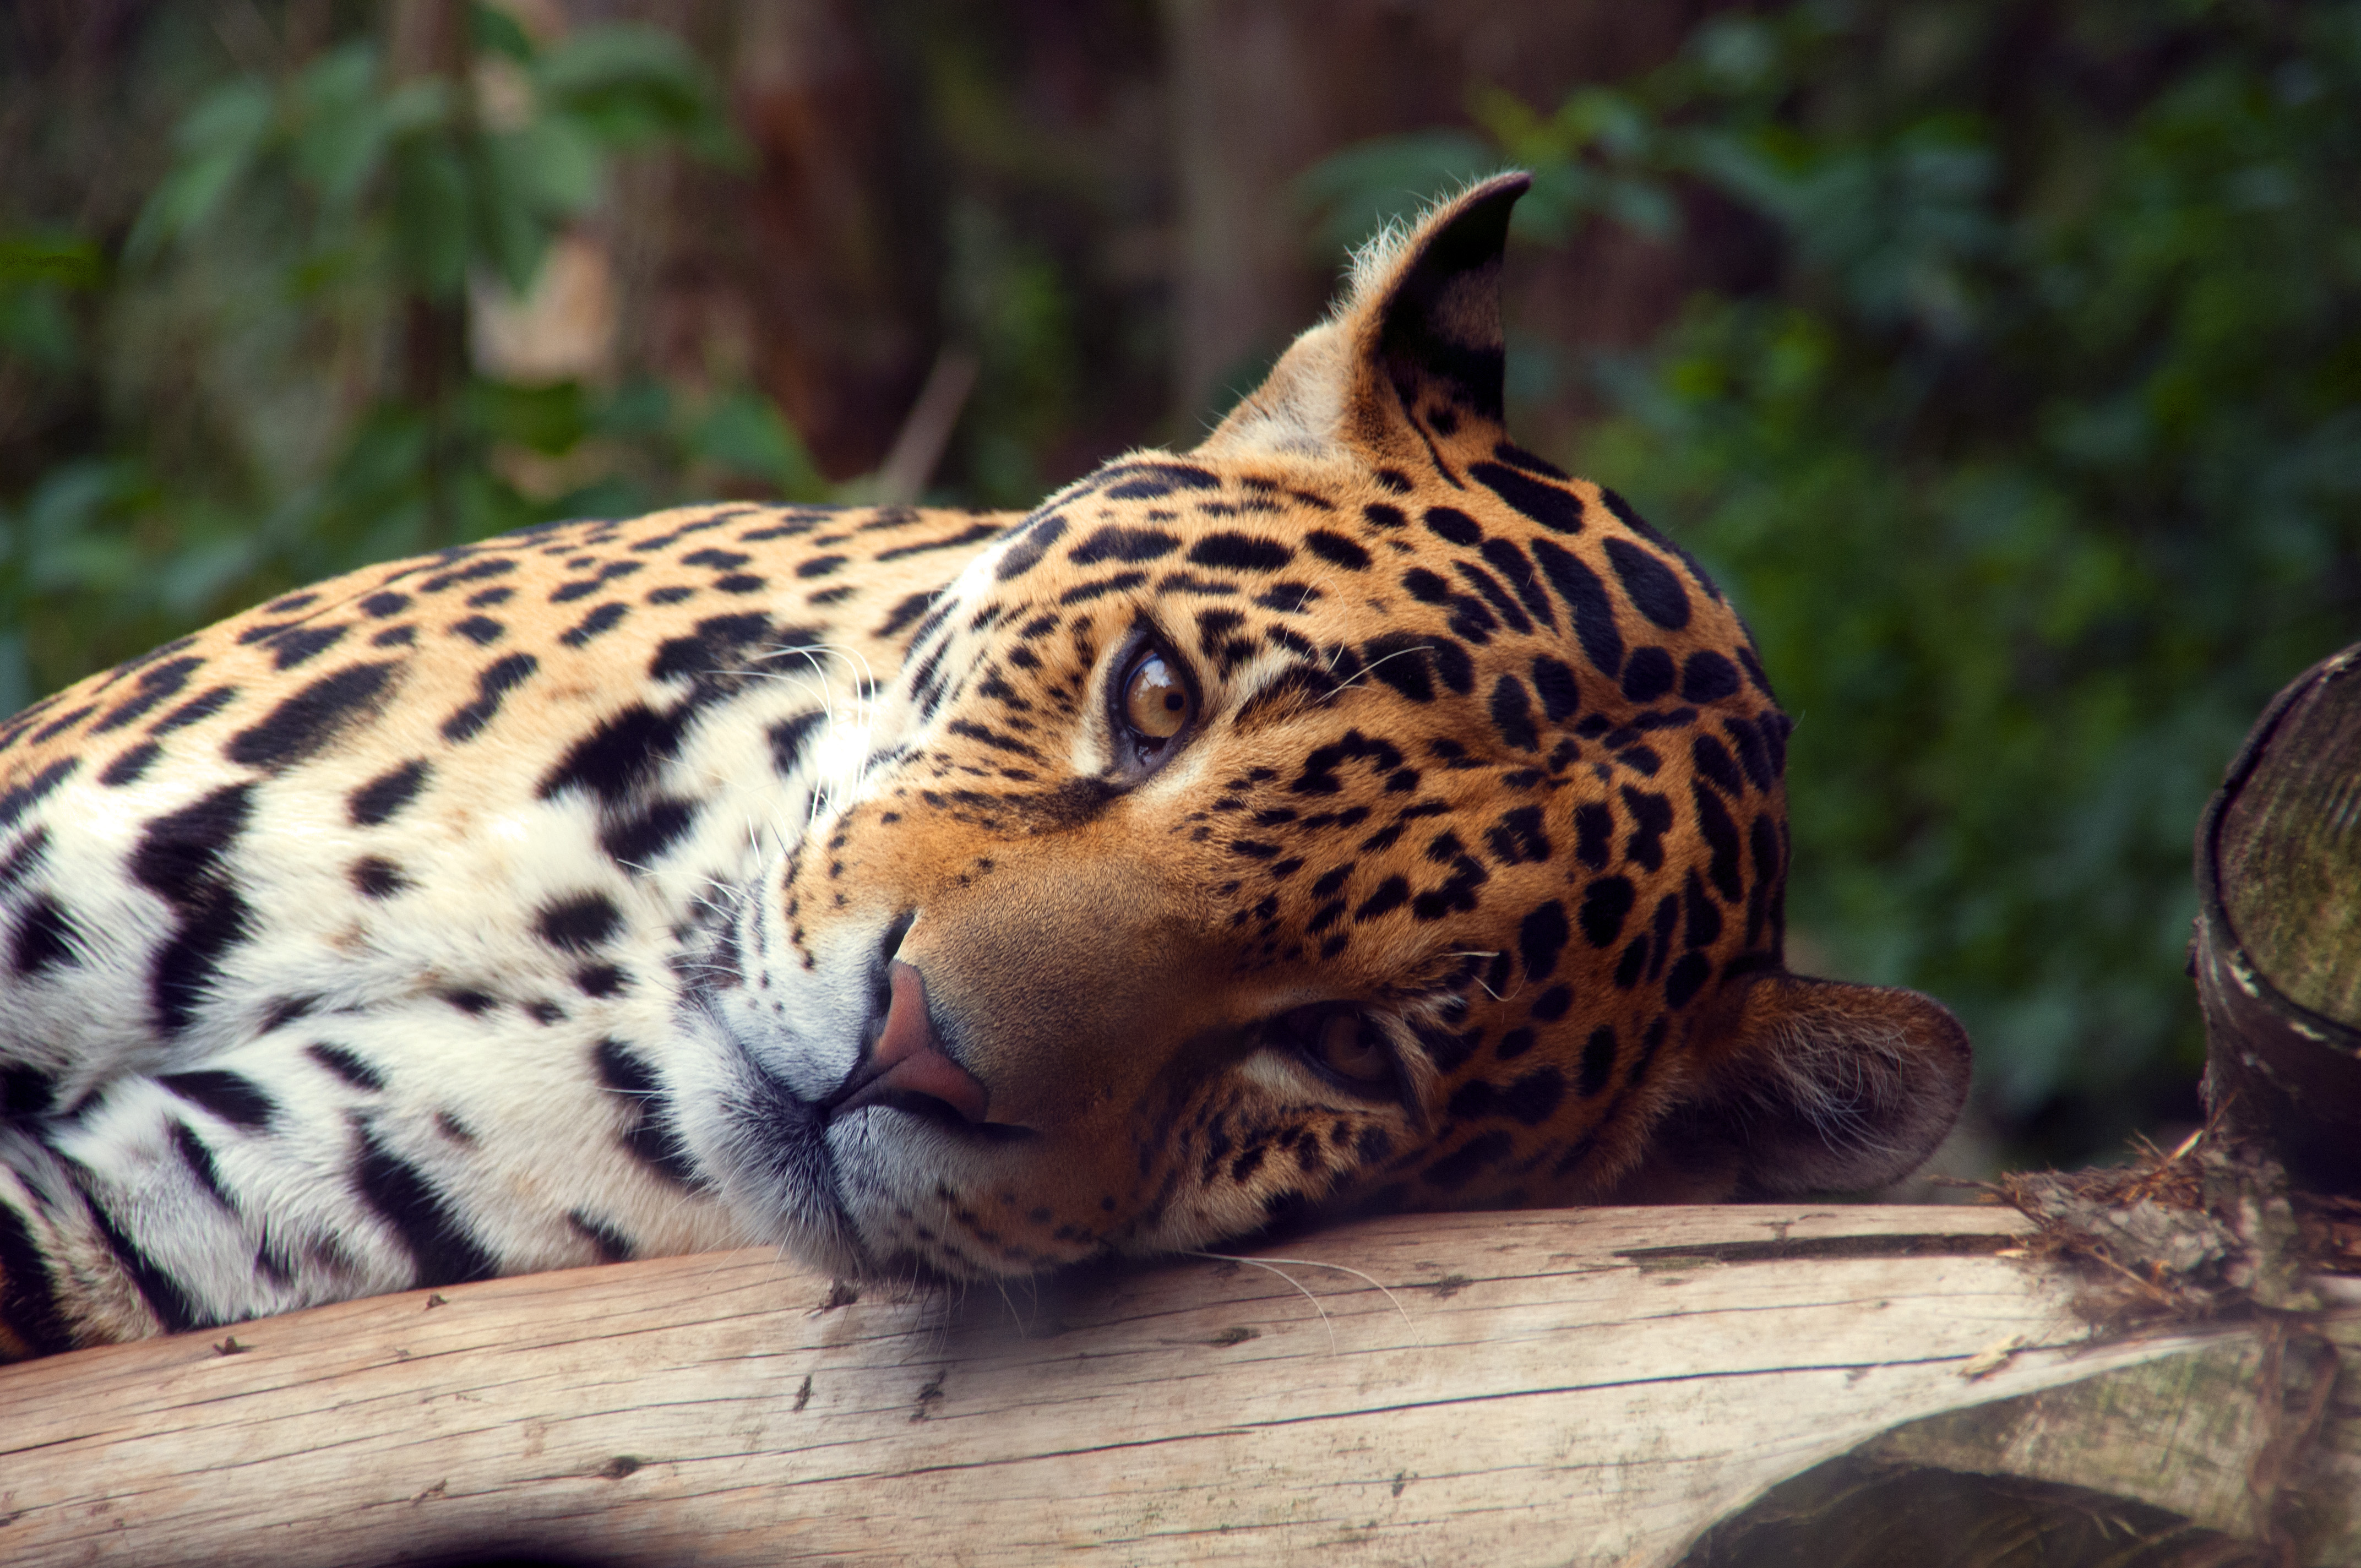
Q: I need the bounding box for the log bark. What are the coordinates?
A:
[2,1204,2353,1566]
[2196,642,2361,1194]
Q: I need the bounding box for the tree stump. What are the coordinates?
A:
[2195,644,2361,1195]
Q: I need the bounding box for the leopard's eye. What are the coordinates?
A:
[1283,1006,1394,1092]
[1119,647,1192,749]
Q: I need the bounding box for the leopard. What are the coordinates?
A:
[0,173,1969,1359]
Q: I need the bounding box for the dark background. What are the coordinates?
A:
[4,0,2357,1174]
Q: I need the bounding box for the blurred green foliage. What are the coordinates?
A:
[1308,0,2361,1155]
[0,1,815,715]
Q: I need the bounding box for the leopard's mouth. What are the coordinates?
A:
[670,988,889,1279]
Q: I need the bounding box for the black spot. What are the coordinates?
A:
[1614,936,1649,989]
[1470,462,1582,533]
[1725,716,1775,792]
[0,1063,54,1117]
[1529,986,1573,1022]
[151,685,237,737]
[157,1068,274,1130]
[129,783,255,1037]
[1101,461,1221,500]
[1580,876,1636,948]
[308,1042,385,1092]
[681,548,750,570]
[1304,530,1370,570]
[1354,876,1410,921]
[875,591,940,640]
[1523,659,1579,728]
[871,520,1002,563]
[1488,676,1538,752]
[592,1038,699,1186]
[1060,570,1147,606]
[350,758,430,826]
[1578,1027,1617,1097]
[537,892,622,952]
[768,711,825,777]
[440,652,538,743]
[100,743,161,786]
[1573,803,1613,870]
[92,657,203,733]
[444,988,493,1015]
[1449,1068,1565,1127]
[1692,735,1744,797]
[995,513,1069,580]
[417,556,518,594]
[1529,540,1623,677]
[172,1120,229,1207]
[561,602,630,648]
[1621,786,1673,873]
[1664,951,1712,1010]
[1620,646,1675,704]
[540,704,689,805]
[351,856,407,899]
[354,1123,499,1287]
[569,1210,636,1264]
[1070,525,1180,565]
[1680,651,1740,704]
[1422,1130,1513,1192]
[80,1196,199,1333]
[271,624,351,668]
[1604,538,1693,630]
[648,612,772,685]
[360,592,410,618]
[1684,868,1723,950]
[9,894,79,976]
[576,963,627,997]
[1255,581,1321,614]
[1649,894,1680,982]
[1487,805,1550,866]
[601,797,698,865]
[1517,901,1570,985]
[1429,639,1474,695]
[1423,507,1482,546]
[1600,486,1722,601]
[1187,532,1293,573]
[1693,781,1745,902]
[224,661,399,770]
[1359,633,1434,703]
[1363,502,1408,530]
[794,556,847,580]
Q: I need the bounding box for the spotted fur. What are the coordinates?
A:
[0,175,1968,1357]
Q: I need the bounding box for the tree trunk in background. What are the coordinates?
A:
[1161,0,1751,450]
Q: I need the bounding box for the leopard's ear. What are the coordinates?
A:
[1607,971,1974,1201]
[1198,171,1530,466]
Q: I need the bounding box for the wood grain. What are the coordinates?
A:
[0,1205,2311,1567]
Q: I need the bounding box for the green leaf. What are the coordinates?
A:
[692,392,827,499]
[535,24,720,146]
[1293,131,1498,259]
[467,1,537,64]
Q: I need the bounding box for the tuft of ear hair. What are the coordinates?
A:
[1199,171,1531,466]
[1605,972,1974,1202]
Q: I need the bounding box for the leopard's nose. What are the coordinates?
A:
[823,961,990,1125]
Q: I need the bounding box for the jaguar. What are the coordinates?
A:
[0,173,1968,1359]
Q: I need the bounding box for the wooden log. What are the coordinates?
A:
[2,1204,2353,1566]
[2196,643,2361,1194]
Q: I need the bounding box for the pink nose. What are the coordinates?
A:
[829,961,990,1125]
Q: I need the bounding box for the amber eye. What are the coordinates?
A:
[1284,1007,1394,1091]
[1120,648,1192,749]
